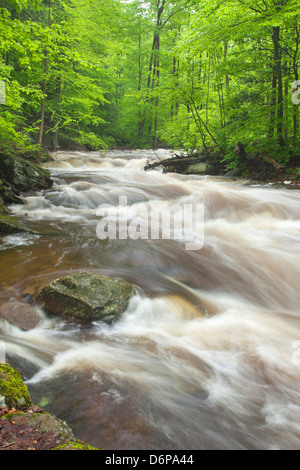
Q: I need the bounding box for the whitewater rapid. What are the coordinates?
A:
[0,149,300,450]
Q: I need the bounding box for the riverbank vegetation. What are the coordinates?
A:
[0,0,299,176]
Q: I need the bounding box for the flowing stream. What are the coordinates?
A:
[0,149,300,450]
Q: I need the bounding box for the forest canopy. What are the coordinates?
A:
[0,0,299,171]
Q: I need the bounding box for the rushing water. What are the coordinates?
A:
[0,149,300,450]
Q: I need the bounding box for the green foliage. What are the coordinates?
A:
[0,0,299,163]
[0,0,123,154]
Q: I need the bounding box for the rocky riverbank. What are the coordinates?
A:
[0,270,136,450]
[0,363,100,450]
[0,152,53,235]
[144,146,300,188]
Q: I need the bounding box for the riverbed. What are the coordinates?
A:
[0,149,300,450]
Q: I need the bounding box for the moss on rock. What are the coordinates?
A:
[52,441,101,450]
[0,364,102,450]
[0,213,29,234]
[0,363,31,409]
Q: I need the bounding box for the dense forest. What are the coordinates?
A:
[0,0,299,174]
[1,0,300,453]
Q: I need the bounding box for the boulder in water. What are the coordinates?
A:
[37,271,135,324]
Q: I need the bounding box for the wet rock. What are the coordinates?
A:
[0,364,100,450]
[0,154,53,192]
[0,411,75,449]
[0,200,9,216]
[0,179,23,205]
[0,364,32,409]
[0,214,29,234]
[0,409,100,450]
[37,271,135,324]
[224,168,242,177]
[0,301,41,331]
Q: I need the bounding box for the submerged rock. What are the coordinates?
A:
[0,301,41,331]
[0,154,53,191]
[37,271,135,324]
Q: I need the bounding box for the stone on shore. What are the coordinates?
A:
[0,154,53,192]
[0,179,23,205]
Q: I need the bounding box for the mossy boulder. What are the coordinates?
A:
[0,213,29,234]
[0,363,32,409]
[37,271,135,324]
[0,154,53,191]
[0,364,100,450]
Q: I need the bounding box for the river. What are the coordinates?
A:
[0,149,300,450]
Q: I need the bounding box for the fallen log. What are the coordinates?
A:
[144,155,207,172]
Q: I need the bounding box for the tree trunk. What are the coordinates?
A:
[138,19,142,143]
[38,0,52,147]
[53,76,62,150]
[140,0,166,147]
[38,51,49,147]
[272,26,284,147]
[293,25,299,141]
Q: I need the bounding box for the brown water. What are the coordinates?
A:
[0,149,300,450]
